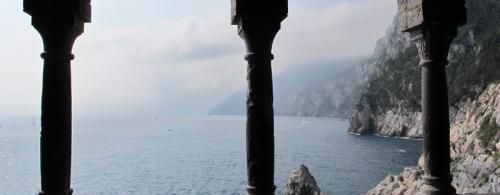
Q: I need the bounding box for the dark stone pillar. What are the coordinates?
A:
[416,25,457,195]
[242,22,277,194]
[231,1,287,194]
[24,1,91,194]
[397,0,465,194]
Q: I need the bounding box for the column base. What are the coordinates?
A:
[39,189,73,195]
[247,185,275,195]
[420,176,456,195]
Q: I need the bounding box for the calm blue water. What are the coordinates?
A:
[0,116,421,195]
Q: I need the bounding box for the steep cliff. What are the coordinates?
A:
[283,59,376,117]
[366,83,500,194]
[348,0,500,138]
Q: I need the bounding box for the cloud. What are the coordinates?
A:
[70,15,246,116]
[0,0,396,116]
[274,0,396,71]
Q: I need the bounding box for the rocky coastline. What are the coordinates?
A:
[366,83,500,194]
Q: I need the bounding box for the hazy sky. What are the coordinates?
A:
[0,0,396,117]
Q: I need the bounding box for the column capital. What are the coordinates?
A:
[411,26,456,67]
[398,0,466,67]
[24,0,91,59]
[231,0,287,60]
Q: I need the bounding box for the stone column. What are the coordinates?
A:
[416,24,457,195]
[231,1,287,194]
[397,0,465,194]
[24,1,91,194]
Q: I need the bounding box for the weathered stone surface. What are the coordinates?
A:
[398,0,466,32]
[366,83,500,194]
[397,0,424,32]
[284,165,325,195]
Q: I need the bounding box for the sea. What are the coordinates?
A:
[0,115,422,195]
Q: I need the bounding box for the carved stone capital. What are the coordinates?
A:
[235,16,282,60]
[25,0,91,57]
[398,0,465,67]
[231,0,287,60]
[410,25,457,67]
[38,28,82,61]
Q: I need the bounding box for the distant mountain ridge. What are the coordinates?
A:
[209,58,367,117]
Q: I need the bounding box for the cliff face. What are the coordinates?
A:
[348,0,500,138]
[284,60,376,118]
[366,83,500,194]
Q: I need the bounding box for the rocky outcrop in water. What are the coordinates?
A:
[366,83,500,194]
[284,165,325,195]
[348,0,500,138]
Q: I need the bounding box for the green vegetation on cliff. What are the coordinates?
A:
[478,115,499,148]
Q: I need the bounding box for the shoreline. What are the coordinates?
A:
[348,131,423,141]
